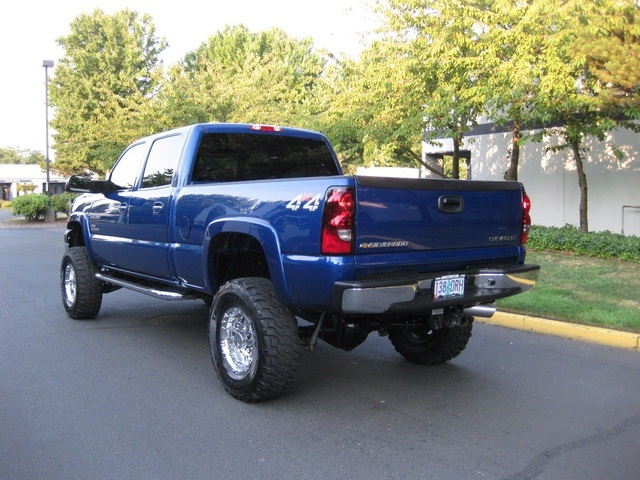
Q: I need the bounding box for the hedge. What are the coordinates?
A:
[50,192,78,215]
[527,225,640,262]
[11,194,50,221]
[11,193,78,221]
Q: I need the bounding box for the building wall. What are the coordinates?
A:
[0,164,67,200]
[423,124,640,237]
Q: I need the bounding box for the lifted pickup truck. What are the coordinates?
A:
[61,123,539,402]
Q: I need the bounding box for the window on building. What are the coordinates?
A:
[425,151,471,179]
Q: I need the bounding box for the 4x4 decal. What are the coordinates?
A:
[286,193,321,212]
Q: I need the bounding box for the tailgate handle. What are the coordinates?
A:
[438,195,464,214]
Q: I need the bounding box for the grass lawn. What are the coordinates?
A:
[497,251,640,333]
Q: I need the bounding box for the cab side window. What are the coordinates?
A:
[141,134,183,189]
[110,143,147,191]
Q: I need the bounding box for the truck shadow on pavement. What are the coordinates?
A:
[89,295,488,408]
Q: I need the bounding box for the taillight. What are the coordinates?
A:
[321,187,354,255]
[521,191,532,244]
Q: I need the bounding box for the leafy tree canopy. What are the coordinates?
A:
[156,25,326,130]
[572,0,640,119]
[49,9,167,177]
[0,147,45,164]
[313,41,425,173]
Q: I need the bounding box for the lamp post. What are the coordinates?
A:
[42,60,54,197]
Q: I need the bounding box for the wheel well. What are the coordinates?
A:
[208,232,270,291]
[66,222,86,247]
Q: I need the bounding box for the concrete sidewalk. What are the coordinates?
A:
[0,210,68,228]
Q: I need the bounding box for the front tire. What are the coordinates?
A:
[388,318,473,365]
[209,278,301,402]
[60,247,103,319]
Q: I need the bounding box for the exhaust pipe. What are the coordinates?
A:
[463,303,497,318]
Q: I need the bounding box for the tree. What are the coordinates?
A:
[375,0,638,231]
[529,0,640,233]
[50,9,167,177]
[157,25,325,130]
[476,0,550,181]
[0,147,44,164]
[378,0,491,179]
[572,0,640,120]
[314,41,426,174]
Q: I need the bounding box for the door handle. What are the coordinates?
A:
[118,203,128,214]
[152,202,164,215]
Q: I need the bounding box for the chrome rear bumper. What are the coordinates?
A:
[333,264,540,315]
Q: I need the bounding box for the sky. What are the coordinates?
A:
[0,0,379,155]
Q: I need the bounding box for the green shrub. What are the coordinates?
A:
[11,194,50,221]
[0,200,11,209]
[16,183,36,195]
[51,192,78,215]
[527,225,640,262]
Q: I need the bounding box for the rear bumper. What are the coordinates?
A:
[333,264,540,314]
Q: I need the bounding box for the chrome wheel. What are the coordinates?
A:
[63,262,77,307]
[219,306,257,380]
[209,278,302,402]
[60,247,103,319]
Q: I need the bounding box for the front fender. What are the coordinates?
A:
[65,212,97,262]
[203,217,292,307]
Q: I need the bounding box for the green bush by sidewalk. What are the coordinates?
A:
[50,192,78,215]
[11,194,50,221]
[11,193,78,221]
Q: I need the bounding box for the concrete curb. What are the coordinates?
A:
[479,312,640,352]
[0,216,67,228]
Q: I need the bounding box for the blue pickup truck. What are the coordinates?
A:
[61,123,539,402]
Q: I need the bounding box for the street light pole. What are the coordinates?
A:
[42,60,54,197]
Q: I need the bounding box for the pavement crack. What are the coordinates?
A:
[503,413,640,480]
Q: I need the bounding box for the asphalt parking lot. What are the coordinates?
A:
[1,221,639,480]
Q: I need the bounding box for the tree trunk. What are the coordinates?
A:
[452,136,461,179]
[404,147,445,178]
[571,139,589,233]
[504,122,521,181]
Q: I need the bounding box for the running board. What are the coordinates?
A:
[95,273,195,301]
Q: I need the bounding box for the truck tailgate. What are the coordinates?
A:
[355,176,524,255]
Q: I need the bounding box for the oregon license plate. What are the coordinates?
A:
[433,274,465,299]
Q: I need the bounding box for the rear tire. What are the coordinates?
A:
[388,318,473,365]
[209,278,301,402]
[60,247,103,319]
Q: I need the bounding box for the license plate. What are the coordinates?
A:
[434,275,465,299]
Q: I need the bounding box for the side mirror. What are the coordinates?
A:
[65,175,91,193]
[65,175,114,194]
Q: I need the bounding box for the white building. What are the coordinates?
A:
[0,164,67,200]
[423,122,640,237]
